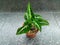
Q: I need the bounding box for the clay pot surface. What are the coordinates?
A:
[26,30,38,38]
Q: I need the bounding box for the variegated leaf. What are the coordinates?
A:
[34,14,49,25]
[16,25,27,35]
[32,19,40,30]
[24,2,34,20]
[16,24,31,35]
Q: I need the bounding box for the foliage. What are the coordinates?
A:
[16,2,49,35]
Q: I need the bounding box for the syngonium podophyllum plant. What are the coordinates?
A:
[16,2,49,35]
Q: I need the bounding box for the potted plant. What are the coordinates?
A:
[16,2,49,38]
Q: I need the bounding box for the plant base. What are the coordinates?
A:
[26,30,38,38]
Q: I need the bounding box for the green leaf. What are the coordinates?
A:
[32,19,40,30]
[32,19,43,32]
[24,2,34,20]
[24,13,28,20]
[39,21,49,26]
[16,25,27,35]
[34,14,42,18]
[36,19,49,26]
[16,24,31,35]
[27,2,32,19]
[34,14,44,20]
[34,14,49,26]
[24,19,32,25]
[38,19,49,26]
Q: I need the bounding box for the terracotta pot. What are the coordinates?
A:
[26,30,38,38]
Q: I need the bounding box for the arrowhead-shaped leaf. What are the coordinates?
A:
[34,14,49,26]
[16,25,27,35]
[16,24,31,35]
[34,14,42,18]
[32,19,42,32]
[32,19,40,30]
[39,21,49,26]
[24,2,34,20]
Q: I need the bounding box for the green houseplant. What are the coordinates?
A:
[16,2,49,38]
